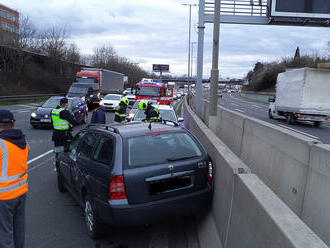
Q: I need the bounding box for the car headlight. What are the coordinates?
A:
[44,114,49,118]
[31,112,37,118]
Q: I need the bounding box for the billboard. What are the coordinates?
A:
[152,64,169,72]
[271,0,330,19]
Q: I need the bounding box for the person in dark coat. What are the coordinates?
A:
[90,101,106,124]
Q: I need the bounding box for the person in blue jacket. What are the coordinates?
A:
[90,101,106,124]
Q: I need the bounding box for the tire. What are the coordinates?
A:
[314,121,321,127]
[84,195,102,239]
[286,114,295,125]
[268,110,273,119]
[57,166,66,193]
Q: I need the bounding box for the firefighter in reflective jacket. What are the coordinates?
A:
[114,97,129,124]
[138,100,161,122]
[51,98,76,155]
[0,109,29,248]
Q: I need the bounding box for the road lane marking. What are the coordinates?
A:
[235,109,245,113]
[28,150,53,165]
[231,103,239,107]
[278,125,320,140]
[28,157,53,172]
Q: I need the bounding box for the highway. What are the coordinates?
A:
[5,102,199,248]
[205,92,330,144]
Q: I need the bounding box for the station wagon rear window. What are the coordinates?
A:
[127,133,202,167]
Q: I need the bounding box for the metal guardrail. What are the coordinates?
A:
[0,93,66,102]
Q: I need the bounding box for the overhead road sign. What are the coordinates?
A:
[152,64,169,72]
[203,0,330,26]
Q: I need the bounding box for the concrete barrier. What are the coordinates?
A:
[183,97,328,248]
[212,101,246,156]
[302,144,330,245]
[240,91,275,103]
[239,117,320,216]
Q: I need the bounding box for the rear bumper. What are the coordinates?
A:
[96,186,213,227]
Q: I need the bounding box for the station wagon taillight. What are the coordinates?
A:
[110,175,127,200]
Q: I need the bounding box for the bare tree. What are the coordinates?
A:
[18,14,38,50]
[91,43,117,68]
[39,25,67,59]
[64,43,81,64]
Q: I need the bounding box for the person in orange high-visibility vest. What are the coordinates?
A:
[0,109,29,248]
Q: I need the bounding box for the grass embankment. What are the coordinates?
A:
[0,98,48,106]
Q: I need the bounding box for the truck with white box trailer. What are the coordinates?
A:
[76,68,125,96]
[268,68,330,127]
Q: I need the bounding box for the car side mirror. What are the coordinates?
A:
[178,117,184,122]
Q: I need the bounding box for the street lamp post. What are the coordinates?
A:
[183,3,198,87]
[191,41,197,83]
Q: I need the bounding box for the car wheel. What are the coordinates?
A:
[57,166,66,193]
[84,195,102,239]
[268,109,273,119]
[314,121,321,127]
[83,112,88,124]
[286,114,295,125]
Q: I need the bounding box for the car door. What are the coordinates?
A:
[89,134,115,210]
[62,130,86,187]
[72,132,100,196]
[71,99,81,123]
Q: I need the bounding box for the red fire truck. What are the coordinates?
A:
[135,80,174,105]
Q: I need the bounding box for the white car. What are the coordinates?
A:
[100,94,122,111]
[126,94,136,105]
[132,104,184,124]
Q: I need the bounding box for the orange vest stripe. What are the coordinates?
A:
[0,138,28,200]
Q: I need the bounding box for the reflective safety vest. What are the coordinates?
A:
[0,139,28,200]
[114,105,127,123]
[150,107,161,122]
[51,108,69,130]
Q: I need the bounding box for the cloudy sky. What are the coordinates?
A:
[3,0,330,78]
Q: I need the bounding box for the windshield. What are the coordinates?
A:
[68,86,88,94]
[42,98,61,108]
[42,98,73,109]
[133,109,176,122]
[136,86,160,97]
[104,95,121,100]
[128,133,202,167]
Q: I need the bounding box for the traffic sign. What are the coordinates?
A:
[152,64,169,72]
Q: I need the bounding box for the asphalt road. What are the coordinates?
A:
[205,92,330,144]
[4,102,199,248]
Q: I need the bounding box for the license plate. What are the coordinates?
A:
[40,119,51,123]
[149,176,191,195]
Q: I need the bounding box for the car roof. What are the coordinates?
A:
[88,122,183,138]
[106,94,122,96]
[157,105,173,110]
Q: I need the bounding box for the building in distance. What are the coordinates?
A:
[0,4,19,46]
